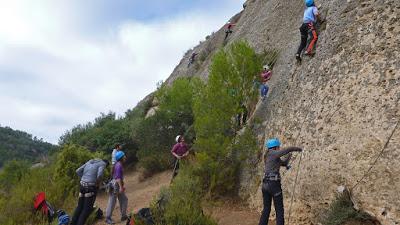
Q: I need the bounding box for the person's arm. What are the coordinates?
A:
[97,163,106,181]
[116,179,124,193]
[76,163,86,178]
[313,7,322,22]
[280,153,292,166]
[270,147,302,158]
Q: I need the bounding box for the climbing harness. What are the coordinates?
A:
[350,118,399,191]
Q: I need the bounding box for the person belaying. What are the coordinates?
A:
[295,0,321,62]
[105,151,129,224]
[224,21,236,40]
[171,135,189,180]
[188,52,198,67]
[258,138,302,225]
[71,158,109,225]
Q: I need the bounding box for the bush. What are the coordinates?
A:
[0,144,108,224]
[136,78,200,175]
[54,144,107,195]
[151,166,217,225]
[192,40,263,196]
[321,190,374,225]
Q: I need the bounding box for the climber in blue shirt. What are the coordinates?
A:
[296,0,321,62]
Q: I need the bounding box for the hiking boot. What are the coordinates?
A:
[121,215,129,221]
[105,218,115,224]
[295,54,302,62]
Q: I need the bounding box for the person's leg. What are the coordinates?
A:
[296,24,308,55]
[105,193,117,222]
[76,192,97,225]
[70,196,84,225]
[118,192,129,219]
[258,183,273,225]
[306,23,318,54]
[271,182,284,225]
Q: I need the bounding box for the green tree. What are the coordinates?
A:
[192,40,262,196]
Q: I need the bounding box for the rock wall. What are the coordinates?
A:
[158,0,400,224]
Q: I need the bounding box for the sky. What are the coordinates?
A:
[0,0,242,144]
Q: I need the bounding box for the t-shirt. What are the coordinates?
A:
[171,143,189,157]
[111,149,118,165]
[113,161,124,180]
[264,147,301,177]
[261,71,272,82]
[303,6,318,23]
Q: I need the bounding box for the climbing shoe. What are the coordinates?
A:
[121,215,129,221]
[295,54,302,62]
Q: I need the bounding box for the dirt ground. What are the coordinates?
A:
[93,170,263,225]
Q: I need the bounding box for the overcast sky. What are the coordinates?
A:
[0,0,242,144]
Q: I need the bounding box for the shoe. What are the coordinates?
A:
[121,215,129,221]
[105,218,115,224]
[304,51,315,56]
[295,54,302,62]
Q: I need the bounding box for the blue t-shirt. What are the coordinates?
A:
[303,6,318,23]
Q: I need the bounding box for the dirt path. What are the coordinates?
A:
[93,169,262,225]
[95,170,172,224]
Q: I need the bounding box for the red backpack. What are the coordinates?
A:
[33,192,56,222]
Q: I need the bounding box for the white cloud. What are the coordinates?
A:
[0,0,241,143]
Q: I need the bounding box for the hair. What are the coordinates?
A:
[115,143,121,149]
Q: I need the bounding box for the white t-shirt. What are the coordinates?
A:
[111,149,118,165]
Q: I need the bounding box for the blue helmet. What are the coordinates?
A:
[266,138,281,149]
[305,0,314,7]
[115,151,125,161]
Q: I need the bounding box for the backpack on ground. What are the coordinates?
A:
[33,192,56,222]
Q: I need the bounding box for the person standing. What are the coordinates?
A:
[106,151,129,224]
[71,159,109,225]
[171,135,189,180]
[258,138,302,225]
[111,143,122,166]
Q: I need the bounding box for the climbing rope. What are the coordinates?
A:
[286,92,329,225]
[350,118,399,191]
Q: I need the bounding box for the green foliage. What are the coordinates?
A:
[0,145,107,224]
[192,40,262,196]
[151,166,217,225]
[136,78,200,175]
[54,144,107,194]
[0,125,56,167]
[321,191,373,225]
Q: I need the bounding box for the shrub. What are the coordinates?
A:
[151,166,217,225]
[321,190,374,225]
[192,40,263,196]
[136,78,200,175]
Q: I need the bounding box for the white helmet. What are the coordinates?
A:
[263,65,270,70]
[175,135,182,143]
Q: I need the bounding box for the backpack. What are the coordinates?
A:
[33,192,56,222]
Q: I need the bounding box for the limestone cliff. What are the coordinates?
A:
[148,0,400,224]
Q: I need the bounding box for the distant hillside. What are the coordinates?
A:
[0,126,56,167]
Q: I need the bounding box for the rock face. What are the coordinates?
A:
[155,0,400,224]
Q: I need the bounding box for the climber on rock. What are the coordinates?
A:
[258,138,302,225]
[188,52,198,67]
[171,135,189,181]
[295,0,321,62]
[260,65,272,83]
[224,21,236,40]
